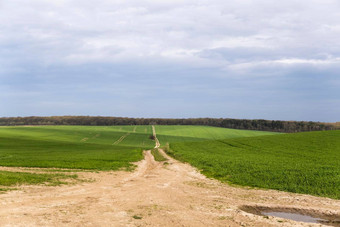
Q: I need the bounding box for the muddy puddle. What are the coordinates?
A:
[240,205,340,226]
[262,211,327,224]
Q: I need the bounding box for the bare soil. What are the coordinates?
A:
[0,149,339,227]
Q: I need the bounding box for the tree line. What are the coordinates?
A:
[0,116,338,133]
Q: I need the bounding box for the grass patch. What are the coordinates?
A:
[169,130,340,199]
[0,187,14,192]
[151,149,167,162]
[132,215,142,219]
[0,170,78,187]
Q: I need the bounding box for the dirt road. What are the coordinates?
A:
[152,125,160,148]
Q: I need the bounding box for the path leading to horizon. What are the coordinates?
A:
[0,127,339,226]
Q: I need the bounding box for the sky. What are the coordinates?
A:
[1,0,339,122]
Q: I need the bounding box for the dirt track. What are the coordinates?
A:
[0,149,339,226]
[152,125,160,148]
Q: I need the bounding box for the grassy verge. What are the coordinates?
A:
[168,130,340,199]
[0,170,78,190]
[151,149,167,162]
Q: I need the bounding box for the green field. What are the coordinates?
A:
[168,130,340,199]
[0,125,270,170]
[0,125,155,171]
[155,125,276,144]
[0,125,156,189]
[0,125,270,188]
[0,125,338,199]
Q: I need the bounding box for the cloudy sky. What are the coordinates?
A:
[1,0,339,122]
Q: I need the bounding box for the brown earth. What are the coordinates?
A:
[0,149,339,227]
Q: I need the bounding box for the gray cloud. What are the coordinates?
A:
[1,0,340,66]
[0,0,339,121]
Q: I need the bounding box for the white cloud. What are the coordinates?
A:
[225,57,340,77]
[273,58,340,65]
[1,0,340,68]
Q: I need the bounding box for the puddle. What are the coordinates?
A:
[262,211,326,224]
[240,205,340,226]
